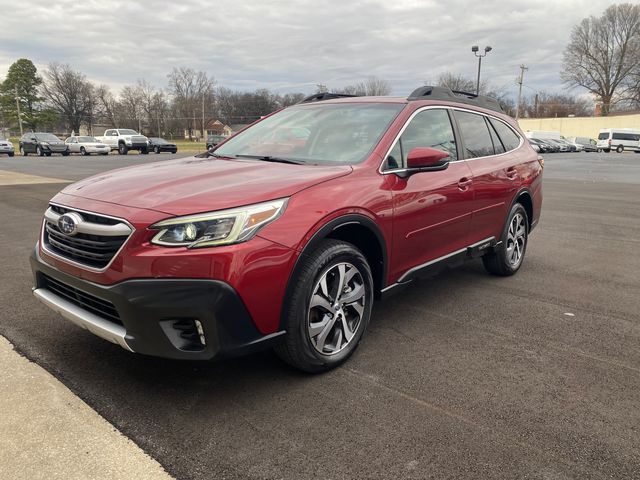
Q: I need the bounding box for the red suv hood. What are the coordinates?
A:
[62,157,352,216]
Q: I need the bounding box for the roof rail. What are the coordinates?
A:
[297,92,359,104]
[408,86,504,113]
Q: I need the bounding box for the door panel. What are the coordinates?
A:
[388,161,474,281]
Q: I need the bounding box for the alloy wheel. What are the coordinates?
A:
[506,213,526,267]
[307,262,366,356]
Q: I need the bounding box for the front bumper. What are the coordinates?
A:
[31,249,285,360]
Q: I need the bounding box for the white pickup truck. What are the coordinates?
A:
[96,128,149,155]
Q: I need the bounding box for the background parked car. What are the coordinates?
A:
[566,136,597,152]
[530,138,557,153]
[206,134,226,149]
[148,137,177,154]
[19,133,69,156]
[0,136,14,157]
[65,136,110,156]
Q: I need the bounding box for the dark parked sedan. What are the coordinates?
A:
[19,133,69,156]
[148,138,177,154]
[206,134,226,150]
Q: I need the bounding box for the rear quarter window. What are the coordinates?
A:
[489,118,521,152]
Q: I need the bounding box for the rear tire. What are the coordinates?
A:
[482,203,529,276]
[141,147,148,155]
[275,239,374,373]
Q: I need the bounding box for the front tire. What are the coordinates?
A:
[482,203,529,276]
[80,147,87,156]
[118,143,128,155]
[36,146,44,157]
[616,145,624,153]
[20,146,26,156]
[275,240,374,373]
[154,146,160,154]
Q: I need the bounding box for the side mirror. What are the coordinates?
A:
[398,147,450,178]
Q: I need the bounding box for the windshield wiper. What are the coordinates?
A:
[233,154,304,165]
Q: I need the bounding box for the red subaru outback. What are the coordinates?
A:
[31,87,543,372]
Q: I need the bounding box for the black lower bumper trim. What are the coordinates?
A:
[31,250,285,360]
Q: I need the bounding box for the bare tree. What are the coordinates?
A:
[42,63,95,134]
[95,84,119,128]
[436,72,478,93]
[561,3,640,115]
[522,92,592,118]
[334,77,392,96]
[167,67,215,140]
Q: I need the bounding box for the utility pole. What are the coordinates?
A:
[534,93,539,118]
[515,64,528,120]
[202,91,205,141]
[14,87,23,136]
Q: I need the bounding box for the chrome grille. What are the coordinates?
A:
[41,274,122,326]
[43,205,132,269]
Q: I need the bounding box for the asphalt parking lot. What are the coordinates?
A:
[1,151,639,479]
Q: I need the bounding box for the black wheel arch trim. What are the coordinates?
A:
[510,187,535,232]
[279,214,388,330]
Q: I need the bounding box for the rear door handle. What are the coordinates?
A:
[458,177,472,191]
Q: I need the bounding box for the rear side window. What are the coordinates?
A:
[455,111,495,158]
[489,118,521,151]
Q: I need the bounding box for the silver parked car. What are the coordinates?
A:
[0,136,14,157]
[65,136,110,156]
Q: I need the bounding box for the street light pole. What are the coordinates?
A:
[471,45,492,95]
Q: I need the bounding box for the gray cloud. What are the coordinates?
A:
[0,0,613,99]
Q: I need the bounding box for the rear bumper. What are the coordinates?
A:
[30,249,285,360]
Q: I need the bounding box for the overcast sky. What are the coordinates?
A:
[0,0,613,99]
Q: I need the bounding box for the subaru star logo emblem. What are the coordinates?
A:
[58,212,82,236]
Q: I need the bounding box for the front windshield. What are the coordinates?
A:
[214,103,404,164]
[119,129,138,135]
[36,133,60,142]
[78,136,98,142]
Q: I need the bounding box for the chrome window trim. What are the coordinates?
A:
[378,105,524,175]
[41,202,135,273]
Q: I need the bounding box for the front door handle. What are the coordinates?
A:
[458,177,472,191]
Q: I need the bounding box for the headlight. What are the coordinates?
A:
[150,198,288,248]
[41,142,49,146]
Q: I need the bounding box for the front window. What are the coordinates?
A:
[35,133,61,142]
[214,103,404,165]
